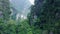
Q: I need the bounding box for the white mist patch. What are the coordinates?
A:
[16,13,20,20]
[21,15,27,19]
[29,0,34,5]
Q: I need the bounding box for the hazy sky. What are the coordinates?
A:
[10,0,34,11]
[10,0,35,19]
[10,0,34,5]
[29,0,34,5]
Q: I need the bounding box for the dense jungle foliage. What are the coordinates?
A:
[0,0,60,34]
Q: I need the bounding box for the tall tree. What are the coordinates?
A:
[28,0,60,34]
[0,0,11,22]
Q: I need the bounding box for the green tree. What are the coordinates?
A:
[0,0,11,23]
[19,19,33,34]
[28,0,60,34]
